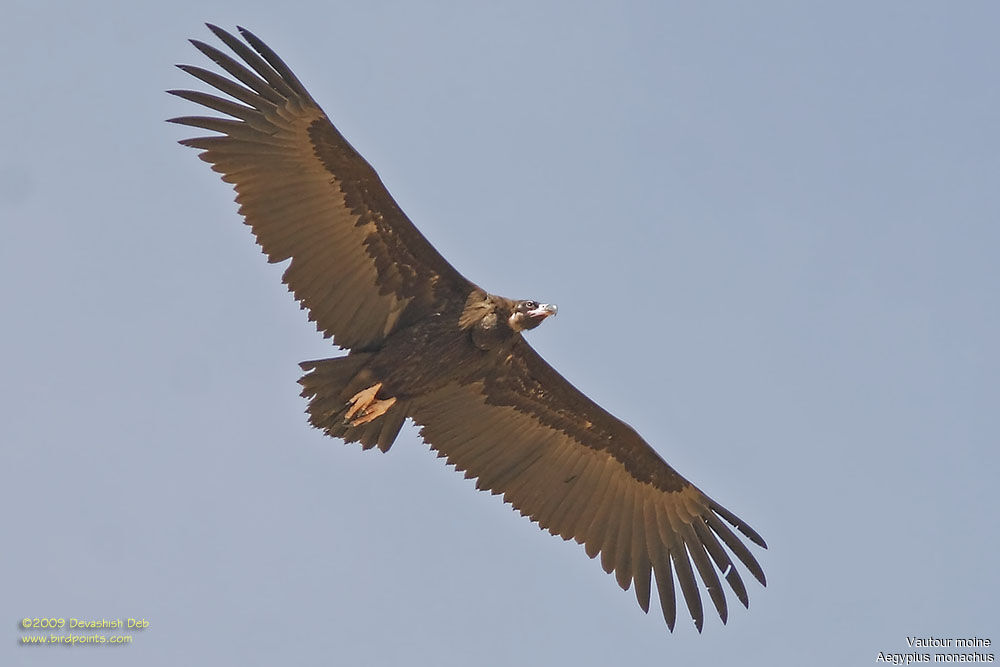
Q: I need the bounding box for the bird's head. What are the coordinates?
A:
[508,300,558,332]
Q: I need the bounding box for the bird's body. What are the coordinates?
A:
[300,292,539,451]
[170,24,767,632]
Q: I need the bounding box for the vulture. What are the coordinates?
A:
[169,24,767,632]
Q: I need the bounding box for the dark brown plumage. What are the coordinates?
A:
[169,24,767,632]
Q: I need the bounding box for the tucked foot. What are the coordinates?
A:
[345,382,398,426]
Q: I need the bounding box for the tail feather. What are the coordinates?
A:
[299,355,410,452]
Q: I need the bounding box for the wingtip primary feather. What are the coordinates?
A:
[204,22,232,41]
[711,501,768,549]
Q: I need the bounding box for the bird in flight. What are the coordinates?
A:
[169,24,766,632]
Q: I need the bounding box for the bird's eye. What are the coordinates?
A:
[524,301,538,311]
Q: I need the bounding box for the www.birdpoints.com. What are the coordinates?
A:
[876,636,993,664]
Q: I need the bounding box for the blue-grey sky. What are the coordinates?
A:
[3,2,998,665]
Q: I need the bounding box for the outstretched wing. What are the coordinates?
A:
[169,25,475,350]
[410,338,767,631]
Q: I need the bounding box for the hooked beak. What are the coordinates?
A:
[527,303,558,319]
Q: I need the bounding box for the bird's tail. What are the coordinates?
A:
[298,354,410,453]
